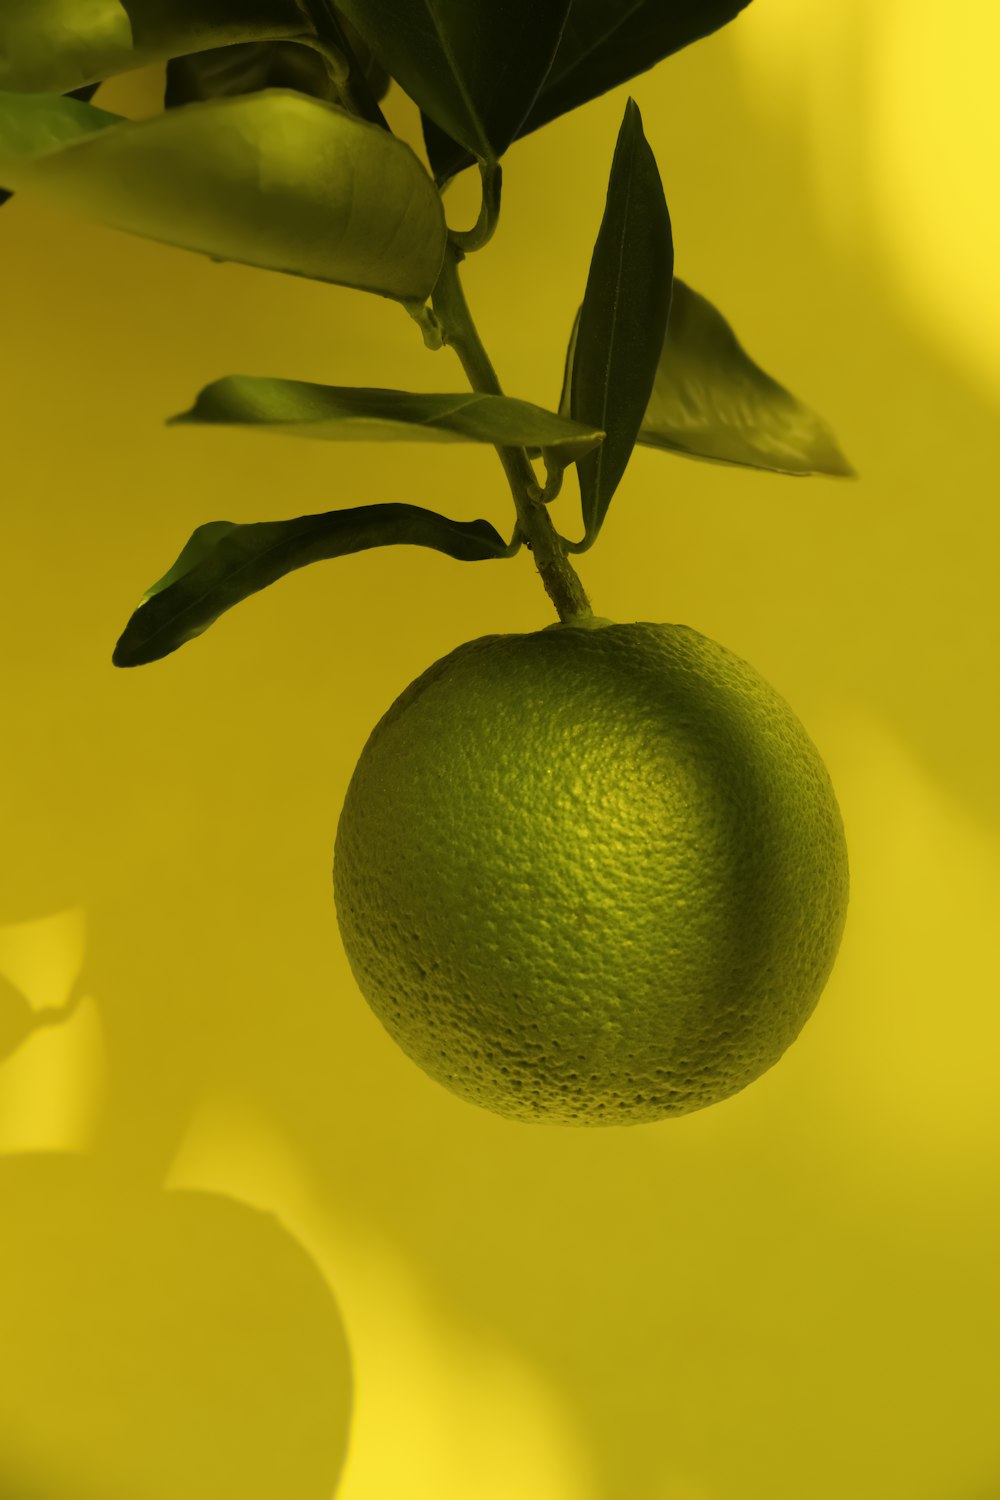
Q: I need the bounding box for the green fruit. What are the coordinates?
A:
[333,619,848,1125]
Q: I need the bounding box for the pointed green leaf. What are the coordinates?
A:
[336,0,570,162]
[561,278,856,478]
[525,0,753,137]
[113,505,513,667]
[169,377,606,461]
[569,99,672,548]
[0,0,318,95]
[425,0,753,181]
[0,89,446,301]
[638,279,856,475]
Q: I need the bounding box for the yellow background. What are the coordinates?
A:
[2,2,999,1495]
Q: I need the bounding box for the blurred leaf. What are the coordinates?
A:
[165,41,338,109]
[336,0,570,162]
[568,99,672,548]
[0,0,319,94]
[65,84,103,103]
[0,89,446,300]
[0,88,123,154]
[113,506,513,666]
[562,278,856,477]
[169,376,605,461]
[640,280,856,475]
[65,83,104,102]
[425,0,752,180]
[0,84,112,207]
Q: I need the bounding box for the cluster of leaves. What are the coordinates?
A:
[0,0,853,667]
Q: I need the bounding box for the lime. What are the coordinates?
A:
[334,619,848,1124]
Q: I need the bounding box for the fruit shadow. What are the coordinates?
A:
[0,914,352,1500]
[0,1154,351,1500]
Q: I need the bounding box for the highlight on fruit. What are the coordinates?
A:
[1,0,855,1123]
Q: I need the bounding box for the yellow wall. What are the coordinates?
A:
[1,4,998,1496]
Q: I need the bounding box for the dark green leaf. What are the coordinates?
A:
[327,8,393,103]
[162,11,391,114]
[526,0,753,136]
[561,278,856,478]
[568,99,672,548]
[336,0,570,162]
[426,0,753,181]
[0,0,318,94]
[0,89,446,301]
[165,41,338,110]
[168,376,605,461]
[141,521,240,600]
[113,505,513,666]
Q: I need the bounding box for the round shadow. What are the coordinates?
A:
[0,1154,352,1499]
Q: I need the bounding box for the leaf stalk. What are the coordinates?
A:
[449,161,502,254]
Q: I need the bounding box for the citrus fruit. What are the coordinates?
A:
[333,618,848,1124]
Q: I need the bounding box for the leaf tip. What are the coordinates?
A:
[111,635,138,669]
[620,96,644,137]
[813,426,858,480]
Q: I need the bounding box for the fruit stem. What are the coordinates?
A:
[430,244,595,623]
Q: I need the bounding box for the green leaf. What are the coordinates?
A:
[526,0,753,136]
[169,376,606,462]
[327,8,393,103]
[113,505,513,667]
[561,278,856,478]
[425,0,753,181]
[640,280,856,475]
[162,12,391,114]
[0,88,123,154]
[1,83,103,206]
[164,41,339,110]
[140,520,240,601]
[0,89,446,301]
[568,99,672,548]
[0,0,318,95]
[336,0,571,162]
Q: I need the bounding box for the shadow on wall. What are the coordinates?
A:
[0,915,352,1500]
